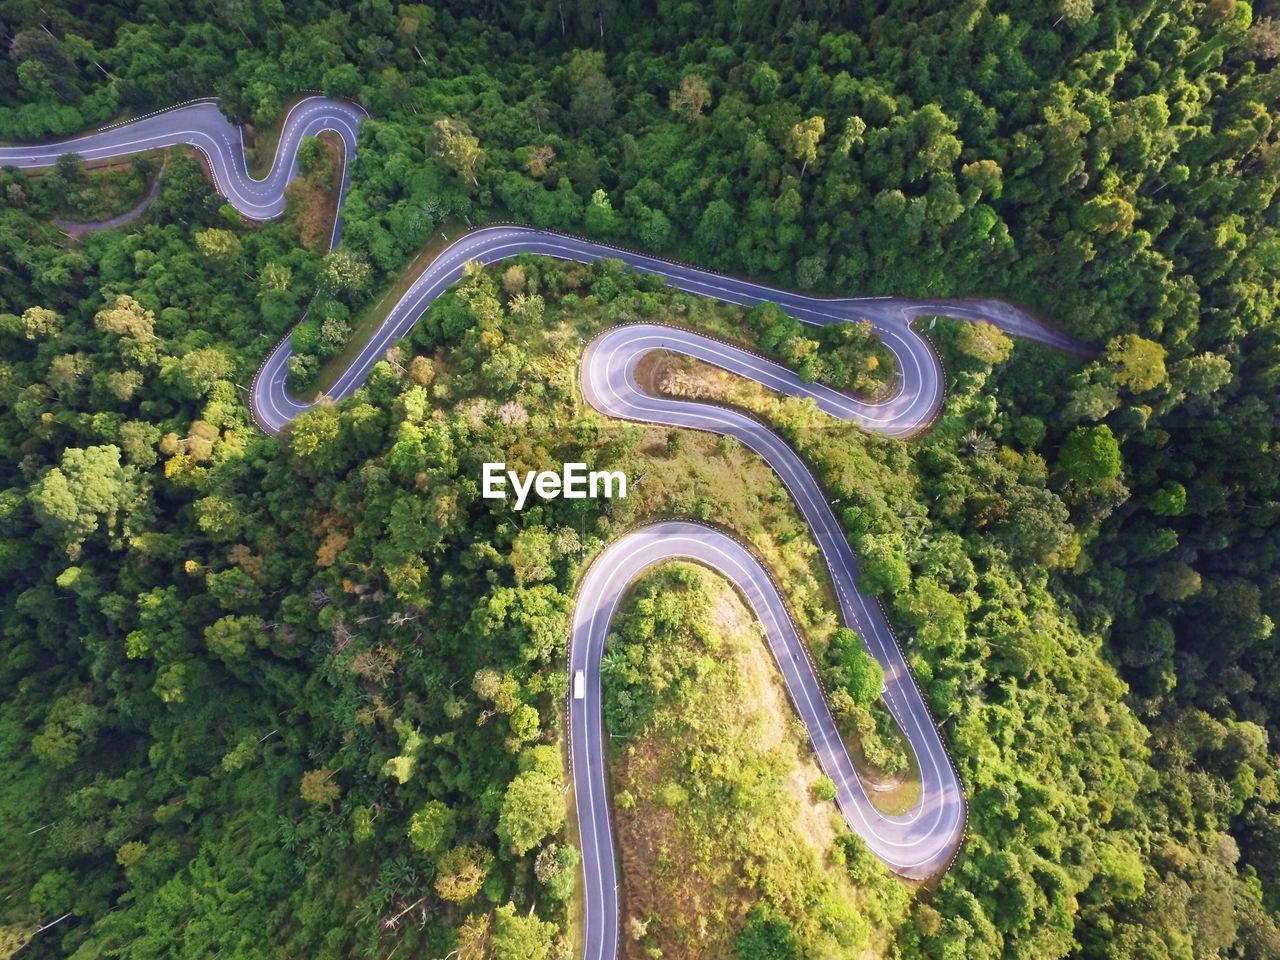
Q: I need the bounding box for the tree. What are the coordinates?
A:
[526,145,555,178]
[1153,561,1202,602]
[789,116,825,178]
[961,159,1003,197]
[296,136,326,173]
[696,199,737,254]
[31,690,101,769]
[567,50,614,127]
[454,914,490,960]
[204,615,264,661]
[669,74,711,122]
[497,770,564,854]
[435,845,491,902]
[382,755,416,784]
[1148,481,1187,517]
[408,355,436,387]
[734,904,800,960]
[795,255,826,288]
[194,228,241,268]
[511,525,555,585]
[474,668,521,713]
[433,118,483,185]
[286,403,345,474]
[1080,195,1136,234]
[509,703,540,742]
[489,902,556,960]
[20,305,61,340]
[836,115,867,155]
[750,63,780,102]
[1097,842,1145,902]
[1172,352,1232,400]
[1250,17,1280,59]
[47,353,92,396]
[632,202,672,248]
[321,249,372,295]
[534,842,580,901]
[955,320,1014,366]
[584,189,621,236]
[1056,0,1095,27]
[857,534,911,596]
[170,347,233,397]
[408,800,456,854]
[812,776,837,802]
[260,261,292,295]
[95,294,157,340]
[0,922,39,957]
[1104,334,1167,393]
[103,369,143,404]
[829,628,884,708]
[28,445,140,558]
[118,421,160,467]
[509,293,545,327]
[300,768,340,806]
[322,62,360,99]
[1057,425,1123,487]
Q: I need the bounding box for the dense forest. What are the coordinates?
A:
[2,1,1280,959]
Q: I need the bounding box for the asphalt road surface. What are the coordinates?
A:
[570,520,956,960]
[3,99,1095,960]
[0,96,365,229]
[254,223,1087,436]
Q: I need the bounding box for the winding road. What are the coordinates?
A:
[2,98,1091,960]
[251,223,1087,436]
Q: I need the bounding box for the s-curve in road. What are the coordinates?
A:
[0,97,1084,431]
[7,98,1096,960]
[254,224,1088,435]
[577,329,969,873]
[576,527,916,960]
[570,520,959,960]
[0,96,366,227]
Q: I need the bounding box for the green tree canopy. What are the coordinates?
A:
[1057,425,1123,487]
[829,628,885,708]
[28,445,141,558]
[489,902,557,960]
[497,770,564,855]
[408,800,456,854]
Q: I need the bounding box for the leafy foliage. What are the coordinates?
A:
[1,2,1280,959]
